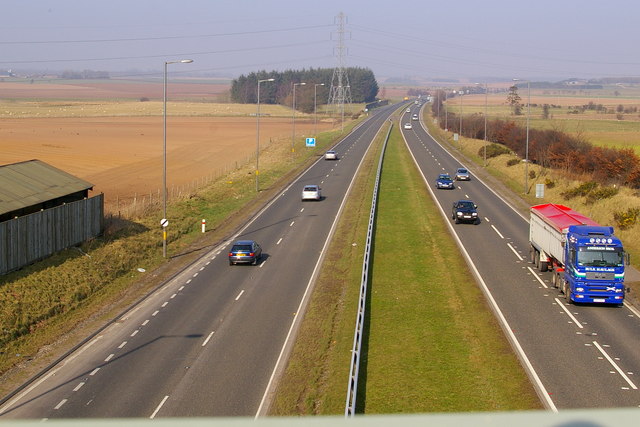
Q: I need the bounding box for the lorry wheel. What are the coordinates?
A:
[563,282,572,303]
[529,247,535,264]
[540,260,549,272]
[534,251,540,270]
[552,272,558,288]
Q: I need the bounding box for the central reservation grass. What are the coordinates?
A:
[270,118,541,415]
[361,127,540,413]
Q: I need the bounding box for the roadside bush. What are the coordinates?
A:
[506,158,519,167]
[585,186,619,204]
[613,207,640,230]
[483,143,511,159]
[529,170,536,179]
[561,181,598,200]
[544,178,556,189]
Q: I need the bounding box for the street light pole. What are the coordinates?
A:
[459,90,463,139]
[163,58,192,258]
[476,82,488,166]
[514,78,531,193]
[314,83,325,135]
[256,78,275,192]
[292,82,306,156]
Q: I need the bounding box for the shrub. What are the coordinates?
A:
[585,187,619,204]
[613,207,640,230]
[483,143,511,159]
[561,181,598,200]
[506,158,519,167]
[139,97,150,102]
[544,178,555,189]
[529,170,536,179]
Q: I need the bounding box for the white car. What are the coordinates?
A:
[403,122,412,130]
[325,150,338,160]
[412,114,419,121]
[302,184,322,201]
[406,108,411,113]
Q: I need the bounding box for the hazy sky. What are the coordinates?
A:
[1,0,638,82]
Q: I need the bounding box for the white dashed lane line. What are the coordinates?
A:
[202,331,215,347]
[507,243,523,261]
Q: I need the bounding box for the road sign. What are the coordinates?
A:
[306,137,316,147]
[160,218,169,228]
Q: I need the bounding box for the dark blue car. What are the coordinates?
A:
[436,174,455,189]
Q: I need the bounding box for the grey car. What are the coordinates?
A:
[454,168,471,181]
[228,240,262,265]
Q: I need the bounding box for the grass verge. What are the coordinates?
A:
[270,116,541,414]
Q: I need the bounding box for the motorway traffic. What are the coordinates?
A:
[0,103,400,419]
[3,99,640,419]
[401,103,640,410]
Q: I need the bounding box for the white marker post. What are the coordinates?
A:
[161,218,169,257]
[201,218,206,233]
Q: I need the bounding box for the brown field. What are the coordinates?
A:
[0,115,334,210]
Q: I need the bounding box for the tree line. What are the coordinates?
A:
[431,92,640,188]
[230,67,379,113]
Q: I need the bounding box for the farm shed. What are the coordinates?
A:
[0,159,104,274]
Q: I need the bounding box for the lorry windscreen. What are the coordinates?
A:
[577,248,624,267]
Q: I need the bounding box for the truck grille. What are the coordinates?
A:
[585,271,615,280]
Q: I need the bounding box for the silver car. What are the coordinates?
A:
[325,150,338,160]
[454,168,471,181]
[302,184,322,201]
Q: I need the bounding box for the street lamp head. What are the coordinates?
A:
[180,59,193,63]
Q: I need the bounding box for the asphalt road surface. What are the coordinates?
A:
[401,104,640,410]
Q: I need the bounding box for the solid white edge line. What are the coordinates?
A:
[553,298,583,328]
[507,242,524,261]
[149,395,169,419]
[592,341,638,389]
[402,130,558,412]
[528,267,549,289]
[491,224,505,239]
[254,110,386,418]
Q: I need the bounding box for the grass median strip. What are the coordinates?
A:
[361,128,540,413]
[271,120,540,415]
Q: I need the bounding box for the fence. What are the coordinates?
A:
[0,194,104,275]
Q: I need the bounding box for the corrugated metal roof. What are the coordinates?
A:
[0,159,94,216]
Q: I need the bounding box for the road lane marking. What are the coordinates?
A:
[178,286,184,291]
[90,368,100,376]
[528,267,548,289]
[54,399,67,410]
[235,290,245,301]
[152,310,159,316]
[507,243,523,261]
[186,279,192,284]
[199,266,205,271]
[259,260,266,268]
[277,238,283,245]
[300,208,304,212]
[118,341,127,349]
[193,272,199,277]
[73,382,85,392]
[130,330,139,337]
[142,320,149,326]
[484,217,490,222]
[202,331,215,347]
[104,354,114,362]
[170,293,177,299]
[554,298,582,327]
[593,341,638,389]
[491,225,505,239]
[289,221,295,227]
[161,302,168,308]
[150,395,169,419]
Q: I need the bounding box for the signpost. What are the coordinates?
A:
[306,137,316,147]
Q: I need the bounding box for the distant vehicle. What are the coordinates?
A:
[436,173,455,189]
[403,123,412,130]
[452,200,479,224]
[324,150,338,160]
[229,240,262,265]
[454,168,471,181]
[302,184,322,201]
[412,114,419,121]
[406,108,411,113]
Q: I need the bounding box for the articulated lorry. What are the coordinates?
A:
[529,203,627,304]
